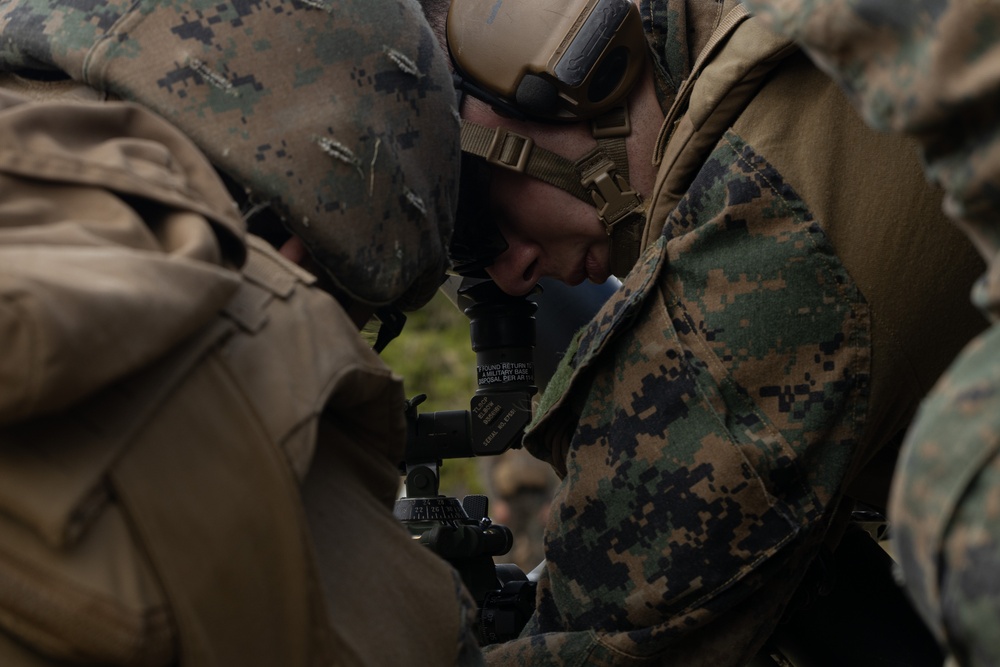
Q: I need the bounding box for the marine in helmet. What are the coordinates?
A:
[418,0,988,664]
[0,0,480,665]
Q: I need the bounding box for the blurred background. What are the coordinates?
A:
[381,289,485,498]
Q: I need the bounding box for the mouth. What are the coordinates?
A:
[583,247,609,284]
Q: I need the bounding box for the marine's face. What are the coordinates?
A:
[461,102,612,296]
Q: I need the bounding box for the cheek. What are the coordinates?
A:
[491,171,601,243]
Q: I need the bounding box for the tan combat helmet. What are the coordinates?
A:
[446,0,651,278]
[0,0,461,311]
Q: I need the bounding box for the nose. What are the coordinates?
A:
[486,242,540,296]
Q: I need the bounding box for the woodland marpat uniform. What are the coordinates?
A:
[482,0,988,664]
[741,0,1000,665]
[0,1,479,665]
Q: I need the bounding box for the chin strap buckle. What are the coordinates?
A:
[579,153,642,232]
[577,150,645,278]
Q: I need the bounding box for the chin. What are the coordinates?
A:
[562,265,588,287]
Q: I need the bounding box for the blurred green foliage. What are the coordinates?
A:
[380,290,485,498]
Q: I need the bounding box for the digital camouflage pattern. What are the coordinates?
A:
[890,326,1000,667]
[0,0,460,309]
[739,1,1000,665]
[478,0,990,663]
[638,0,723,110]
[484,129,871,665]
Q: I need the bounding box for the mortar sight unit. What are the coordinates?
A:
[394,279,539,645]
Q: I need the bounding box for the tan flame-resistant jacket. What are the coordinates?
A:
[0,87,479,667]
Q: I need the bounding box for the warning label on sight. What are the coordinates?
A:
[477,361,533,386]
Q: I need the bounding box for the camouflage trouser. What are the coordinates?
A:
[890,322,1000,667]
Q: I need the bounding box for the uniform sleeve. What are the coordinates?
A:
[488,129,873,665]
[732,2,1000,661]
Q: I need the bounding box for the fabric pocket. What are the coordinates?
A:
[531,130,871,657]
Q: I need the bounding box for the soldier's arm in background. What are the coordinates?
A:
[740,2,1000,665]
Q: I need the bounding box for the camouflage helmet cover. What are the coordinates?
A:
[0,0,461,309]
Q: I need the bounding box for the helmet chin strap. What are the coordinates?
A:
[459,105,646,278]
